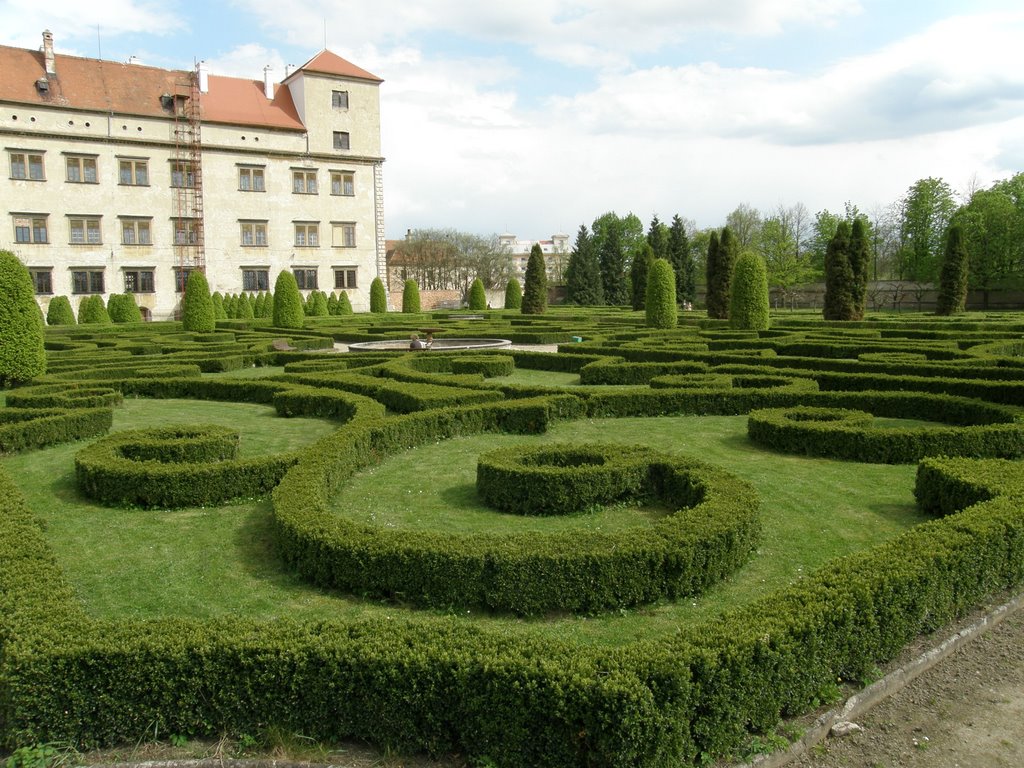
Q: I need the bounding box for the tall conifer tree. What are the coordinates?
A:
[667,215,694,305]
[630,242,654,310]
[521,244,548,314]
[565,225,603,305]
[936,224,970,315]
[823,221,855,320]
[599,225,628,305]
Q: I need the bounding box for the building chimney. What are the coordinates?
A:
[263,65,274,99]
[42,30,56,76]
[284,63,295,78]
[197,61,209,93]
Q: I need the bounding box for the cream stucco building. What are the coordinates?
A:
[0,31,385,320]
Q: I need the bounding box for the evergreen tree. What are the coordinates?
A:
[108,293,143,323]
[78,295,111,325]
[238,292,255,319]
[211,292,227,320]
[468,278,487,310]
[565,224,603,305]
[729,252,770,330]
[0,250,46,385]
[310,290,330,316]
[822,221,855,320]
[46,295,76,326]
[848,218,871,320]
[521,243,548,314]
[645,258,677,329]
[272,271,305,328]
[630,242,654,310]
[706,227,737,319]
[260,292,274,318]
[252,292,265,318]
[402,280,421,313]
[327,292,340,315]
[647,215,669,261]
[369,277,388,313]
[503,277,522,309]
[181,271,215,332]
[667,215,694,306]
[338,291,353,314]
[936,224,970,315]
[599,225,628,304]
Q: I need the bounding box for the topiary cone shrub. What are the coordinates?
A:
[521,244,548,314]
[0,250,46,385]
[402,280,421,313]
[272,271,305,328]
[181,271,215,332]
[645,258,677,328]
[504,278,522,310]
[370,277,388,313]
[729,251,770,330]
[45,296,76,326]
[468,278,487,311]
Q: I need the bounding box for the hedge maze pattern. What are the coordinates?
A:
[1,311,1023,767]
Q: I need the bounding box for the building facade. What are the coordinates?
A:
[0,31,385,320]
[498,233,570,284]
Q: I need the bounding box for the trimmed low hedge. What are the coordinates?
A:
[5,384,123,409]
[0,406,113,453]
[748,405,1024,463]
[914,456,1024,517]
[75,425,299,508]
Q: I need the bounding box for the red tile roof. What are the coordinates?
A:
[0,41,377,131]
[295,50,383,83]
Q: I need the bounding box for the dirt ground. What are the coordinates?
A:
[789,603,1024,768]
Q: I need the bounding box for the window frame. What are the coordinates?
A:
[67,216,102,245]
[13,214,49,244]
[122,268,155,294]
[118,157,149,186]
[293,268,318,290]
[294,222,320,248]
[239,220,268,248]
[241,268,270,292]
[29,268,52,295]
[333,131,351,150]
[173,267,194,294]
[331,171,355,196]
[169,160,197,189]
[334,267,358,290]
[120,217,153,246]
[65,155,98,184]
[332,222,357,248]
[9,151,45,181]
[172,217,200,245]
[71,269,105,295]
[238,166,266,192]
[331,90,349,109]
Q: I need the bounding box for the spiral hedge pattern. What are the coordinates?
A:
[0,312,1023,767]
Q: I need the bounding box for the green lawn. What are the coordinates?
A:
[3,394,928,646]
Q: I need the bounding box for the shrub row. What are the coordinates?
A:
[74,425,299,508]
[579,357,710,385]
[914,457,1024,517]
[747,405,1024,463]
[5,384,123,409]
[0,406,113,453]
[286,371,504,413]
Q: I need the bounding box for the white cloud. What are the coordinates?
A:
[204,44,288,81]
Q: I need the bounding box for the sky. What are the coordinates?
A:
[3,0,1023,240]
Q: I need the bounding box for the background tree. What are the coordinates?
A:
[272,271,305,328]
[369,277,388,313]
[503,277,522,309]
[630,242,654,310]
[108,293,143,323]
[645,258,677,329]
[397,229,512,293]
[402,280,421,313]
[521,243,548,314]
[565,224,603,305]
[725,203,762,250]
[823,221,855,320]
[78,295,111,325]
[704,229,722,316]
[0,250,46,385]
[468,277,487,310]
[935,224,970,315]
[181,271,215,332]
[667,215,694,306]
[598,222,628,305]
[706,227,737,319]
[757,204,814,309]
[729,252,770,330]
[848,217,871,319]
[45,295,76,326]
[646,215,669,261]
[896,177,957,282]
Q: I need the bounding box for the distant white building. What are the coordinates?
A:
[0,30,385,319]
[498,233,570,284]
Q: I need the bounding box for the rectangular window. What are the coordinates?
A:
[332,222,356,248]
[334,267,358,290]
[71,269,104,294]
[173,268,193,293]
[294,222,320,247]
[65,155,98,183]
[331,171,355,196]
[240,221,268,247]
[332,90,349,109]
[238,166,265,192]
[333,131,350,150]
[292,169,317,194]
[293,268,318,290]
[173,218,199,245]
[170,161,196,188]
[30,269,52,295]
[13,215,48,244]
[68,217,102,245]
[118,158,149,186]
[242,269,270,292]
[9,152,45,180]
[123,270,154,293]
[120,218,152,245]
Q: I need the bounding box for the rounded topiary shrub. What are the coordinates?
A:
[45,295,76,326]
[504,277,522,309]
[272,271,305,329]
[729,251,770,330]
[468,278,487,311]
[370,277,388,313]
[402,280,421,313]
[107,293,143,324]
[78,295,111,325]
[645,258,677,328]
[337,291,353,314]
[181,271,215,332]
[0,250,46,385]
